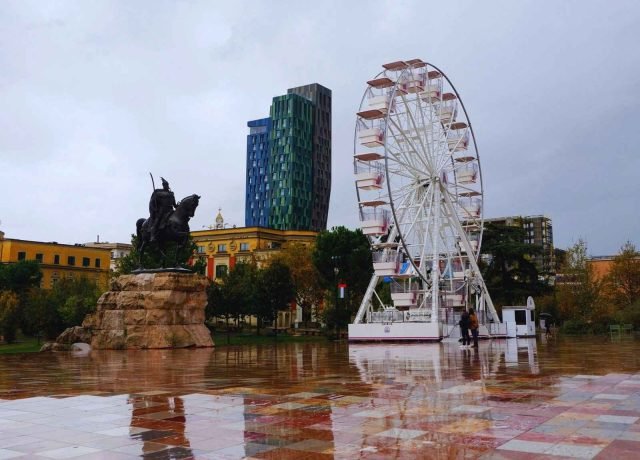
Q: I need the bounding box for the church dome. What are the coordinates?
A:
[215,209,224,229]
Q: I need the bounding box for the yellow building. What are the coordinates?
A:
[190,225,318,281]
[0,232,111,290]
[190,222,319,329]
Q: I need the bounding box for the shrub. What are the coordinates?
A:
[561,319,590,335]
[0,291,20,343]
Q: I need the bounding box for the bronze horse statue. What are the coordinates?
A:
[136,194,200,268]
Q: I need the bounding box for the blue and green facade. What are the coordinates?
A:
[245,83,331,231]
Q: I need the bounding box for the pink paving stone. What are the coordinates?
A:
[515,431,567,443]
[595,446,640,460]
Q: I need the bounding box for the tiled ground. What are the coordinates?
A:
[0,336,639,459]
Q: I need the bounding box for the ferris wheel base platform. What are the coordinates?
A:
[348,322,442,342]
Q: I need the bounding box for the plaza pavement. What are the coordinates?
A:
[0,337,638,459]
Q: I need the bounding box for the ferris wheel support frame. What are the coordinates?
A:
[440,182,499,322]
[353,179,499,327]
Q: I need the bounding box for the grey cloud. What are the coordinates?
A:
[1,0,638,254]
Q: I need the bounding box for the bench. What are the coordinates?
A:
[609,324,621,337]
[296,328,323,336]
[266,327,290,335]
[622,324,633,335]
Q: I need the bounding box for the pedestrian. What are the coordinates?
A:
[458,310,471,349]
[469,307,479,348]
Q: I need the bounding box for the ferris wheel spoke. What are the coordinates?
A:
[397,92,435,174]
[418,185,437,268]
[387,116,431,174]
[390,180,417,201]
[397,187,431,244]
[385,152,422,179]
[386,144,423,179]
[413,92,441,171]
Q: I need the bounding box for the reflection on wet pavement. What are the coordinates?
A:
[0,337,639,458]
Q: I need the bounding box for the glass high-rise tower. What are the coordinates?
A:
[245,83,331,231]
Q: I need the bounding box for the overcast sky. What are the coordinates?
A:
[1,0,639,256]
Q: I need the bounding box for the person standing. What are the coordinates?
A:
[469,307,479,348]
[459,310,471,349]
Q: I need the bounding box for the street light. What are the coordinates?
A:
[331,256,341,339]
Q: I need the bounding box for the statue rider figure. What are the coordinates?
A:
[149,177,177,243]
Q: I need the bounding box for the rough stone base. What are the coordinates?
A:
[50,272,213,350]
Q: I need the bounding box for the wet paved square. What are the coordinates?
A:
[0,337,639,458]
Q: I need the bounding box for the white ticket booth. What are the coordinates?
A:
[502,297,536,337]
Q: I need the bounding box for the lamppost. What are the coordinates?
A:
[332,255,340,338]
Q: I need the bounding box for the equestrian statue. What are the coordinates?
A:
[136,175,200,269]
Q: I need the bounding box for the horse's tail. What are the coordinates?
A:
[136,218,145,248]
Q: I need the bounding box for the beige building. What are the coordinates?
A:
[484,215,555,275]
[84,241,133,271]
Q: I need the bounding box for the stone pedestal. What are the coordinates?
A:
[80,272,213,349]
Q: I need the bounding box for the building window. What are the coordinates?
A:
[240,243,250,251]
[68,256,76,266]
[17,251,26,261]
[35,253,43,263]
[197,246,205,254]
[54,254,60,265]
[82,257,90,267]
[95,258,101,268]
[217,244,226,252]
[215,265,228,278]
[515,310,527,325]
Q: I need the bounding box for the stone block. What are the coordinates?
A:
[101,310,124,330]
[152,273,209,292]
[143,290,187,310]
[174,307,205,325]
[82,313,98,329]
[124,309,146,326]
[115,291,147,310]
[145,309,175,326]
[91,329,126,350]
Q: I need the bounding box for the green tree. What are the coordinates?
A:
[224,262,258,329]
[0,291,20,343]
[480,223,547,308]
[50,277,103,329]
[0,260,42,294]
[0,261,43,341]
[115,234,206,275]
[313,226,372,334]
[206,280,231,343]
[270,243,324,327]
[605,241,640,308]
[255,260,294,336]
[22,288,63,339]
[556,239,606,326]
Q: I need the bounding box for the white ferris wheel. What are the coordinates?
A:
[349,59,500,341]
